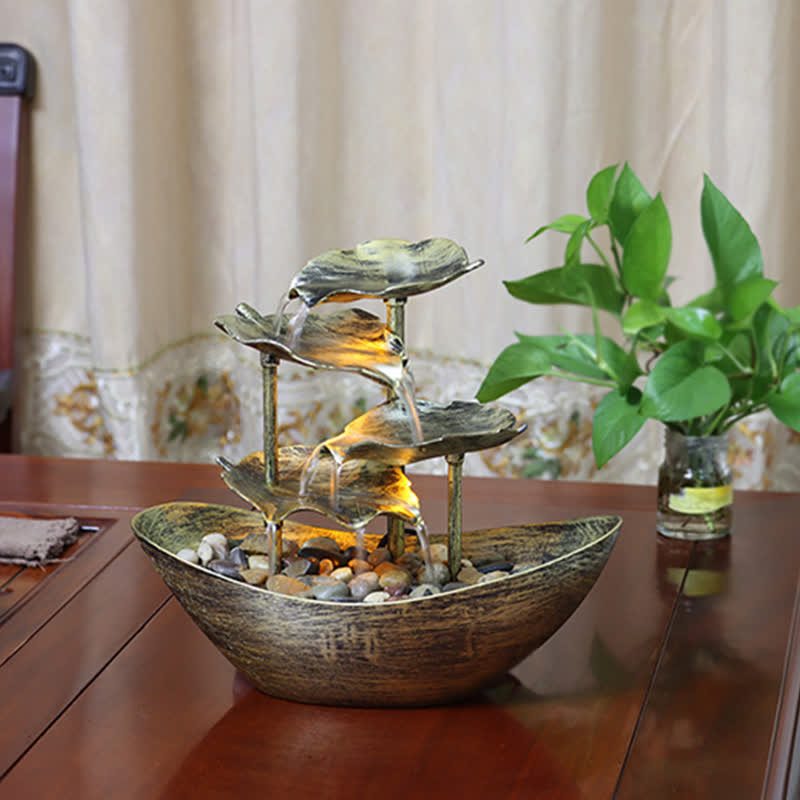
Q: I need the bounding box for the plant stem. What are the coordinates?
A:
[586,233,613,270]
[544,371,617,389]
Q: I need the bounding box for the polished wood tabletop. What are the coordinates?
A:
[0,453,798,799]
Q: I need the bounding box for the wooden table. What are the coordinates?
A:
[0,454,798,799]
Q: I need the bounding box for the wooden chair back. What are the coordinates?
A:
[0,43,34,451]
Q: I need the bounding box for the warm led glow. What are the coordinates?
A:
[219,447,421,530]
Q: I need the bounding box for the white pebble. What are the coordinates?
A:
[362,591,391,604]
[202,532,228,548]
[176,548,199,564]
[248,554,271,569]
[197,541,215,565]
[202,533,228,559]
[477,571,507,583]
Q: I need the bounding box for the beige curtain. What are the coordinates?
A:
[5,0,800,487]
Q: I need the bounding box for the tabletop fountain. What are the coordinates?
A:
[132,238,621,707]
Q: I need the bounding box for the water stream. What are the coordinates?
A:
[414,519,433,568]
[394,369,423,444]
[266,519,278,574]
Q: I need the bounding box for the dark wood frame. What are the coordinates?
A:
[0,43,35,452]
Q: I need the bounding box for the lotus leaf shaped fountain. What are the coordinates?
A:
[132,237,621,707]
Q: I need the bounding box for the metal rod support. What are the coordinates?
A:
[386,297,408,552]
[261,352,279,486]
[388,517,406,560]
[447,453,464,579]
[386,297,406,342]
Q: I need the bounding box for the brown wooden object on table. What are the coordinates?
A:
[0,44,34,453]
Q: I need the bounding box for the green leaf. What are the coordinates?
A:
[621,194,672,300]
[586,165,618,224]
[688,286,725,314]
[592,387,646,467]
[608,163,652,244]
[701,174,764,293]
[622,299,667,336]
[564,219,594,267]
[665,307,722,342]
[475,342,551,402]
[504,264,625,314]
[526,214,589,242]
[727,277,777,322]
[516,334,611,381]
[767,372,800,432]
[783,305,800,325]
[640,341,731,422]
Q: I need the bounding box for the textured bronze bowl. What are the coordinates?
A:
[131,502,621,707]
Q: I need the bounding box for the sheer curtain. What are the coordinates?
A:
[5,0,800,486]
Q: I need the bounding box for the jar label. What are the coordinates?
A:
[669,485,733,514]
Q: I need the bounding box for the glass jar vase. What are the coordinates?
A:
[656,428,733,540]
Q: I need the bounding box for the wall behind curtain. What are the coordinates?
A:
[4,0,800,486]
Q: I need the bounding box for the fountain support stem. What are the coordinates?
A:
[268,521,283,576]
[386,297,408,560]
[260,352,279,486]
[447,453,464,579]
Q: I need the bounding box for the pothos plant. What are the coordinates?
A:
[477,164,800,469]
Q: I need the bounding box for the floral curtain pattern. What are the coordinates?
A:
[4,0,800,489]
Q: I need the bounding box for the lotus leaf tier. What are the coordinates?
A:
[319,399,526,466]
[287,238,484,307]
[214,303,406,389]
[218,446,421,529]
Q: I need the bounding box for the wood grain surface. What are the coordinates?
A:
[0,454,798,798]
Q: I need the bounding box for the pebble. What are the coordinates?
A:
[362,591,391,604]
[429,543,448,563]
[228,547,249,567]
[176,548,199,564]
[301,536,342,552]
[266,574,313,597]
[299,546,348,567]
[410,583,442,598]
[342,545,369,562]
[240,567,270,585]
[208,559,244,580]
[477,571,507,584]
[367,548,391,567]
[374,560,403,577]
[417,562,450,586]
[348,558,372,575]
[240,532,271,554]
[477,561,513,574]
[197,541,215,566]
[181,530,524,605]
[456,565,482,585]
[396,552,424,573]
[311,578,350,600]
[349,572,380,600]
[330,566,354,583]
[378,568,412,592]
[282,558,315,578]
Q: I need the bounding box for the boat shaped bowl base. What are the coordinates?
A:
[131,502,621,707]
